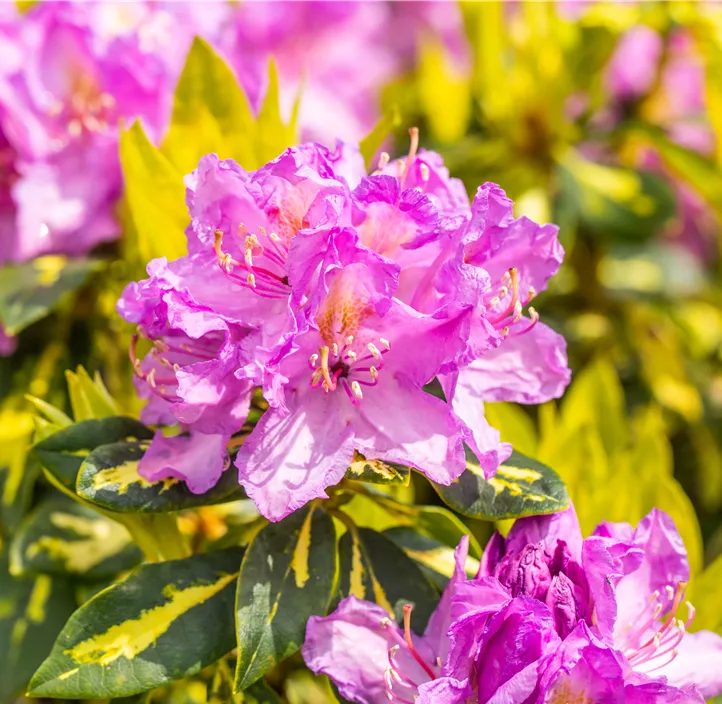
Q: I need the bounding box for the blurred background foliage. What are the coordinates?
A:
[4,1,722,701]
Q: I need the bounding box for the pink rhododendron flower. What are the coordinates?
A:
[605,26,663,102]
[0,1,203,265]
[119,136,570,519]
[303,506,721,703]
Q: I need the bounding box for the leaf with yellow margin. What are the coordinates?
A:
[28,548,244,699]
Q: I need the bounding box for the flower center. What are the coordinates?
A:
[129,330,222,402]
[379,604,437,704]
[308,335,390,405]
[214,226,291,300]
[483,267,539,338]
[619,581,695,673]
[50,73,115,138]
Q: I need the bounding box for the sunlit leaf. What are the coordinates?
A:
[28,549,244,699]
[434,449,569,520]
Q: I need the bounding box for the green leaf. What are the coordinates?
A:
[338,525,438,633]
[33,417,153,489]
[162,37,257,173]
[242,679,283,704]
[255,59,298,166]
[119,120,188,265]
[345,455,410,486]
[359,106,402,168]
[0,256,101,335]
[0,550,76,704]
[383,526,479,591]
[77,440,245,513]
[10,498,142,581]
[434,449,570,520]
[556,149,675,242]
[28,548,244,699]
[65,367,121,421]
[234,504,337,691]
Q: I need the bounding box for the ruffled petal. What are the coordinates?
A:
[303,596,429,704]
[138,431,228,495]
[459,321,570,405]
[235,391,355,521]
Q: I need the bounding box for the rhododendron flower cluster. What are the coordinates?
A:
[303,505,722,703]
[118,133,570,521]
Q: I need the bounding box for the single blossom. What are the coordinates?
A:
[303,506,722,703]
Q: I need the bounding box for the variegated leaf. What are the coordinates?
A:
[10,497,142,580]
[337,525,438,633]
[33,417,153,489]
[234,504,337,691]
[28,548,244,698]
[434,449,569,520]
[0,550,76,704]
[76,440,245,513]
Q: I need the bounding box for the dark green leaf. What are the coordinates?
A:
[242,679,283,704]
[28,548,244,699]
[0,550,76,704]
[434,449,570,520]
[0,257,102,335]
[33,417,153,489]
[0,455,40,536]
[234,504,337,691]
[338,526,438,633]
[77,440,245,513]
[383,526,477,590]
[10,498,142,580]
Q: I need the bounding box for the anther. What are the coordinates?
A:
[370,366,379,381]
[244,249,253,267]
[379,338,390,350]
[247,273,256,288]
[377,152,390,170]
[502,326,509,337]
[346,350,357,362]
[368,343,381,360]
[351,381,363,400]
[147,368,157,388]
[310,353,318,368]
[332,343,339,357]
[346,335,354,345]
[419,163,430,182]
[528,286,537,301]
[269,232,282,243]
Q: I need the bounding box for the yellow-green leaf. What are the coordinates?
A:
[162,37,256,173]
[119,120,188,264]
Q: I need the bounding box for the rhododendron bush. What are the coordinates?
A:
[2,2,722,704]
